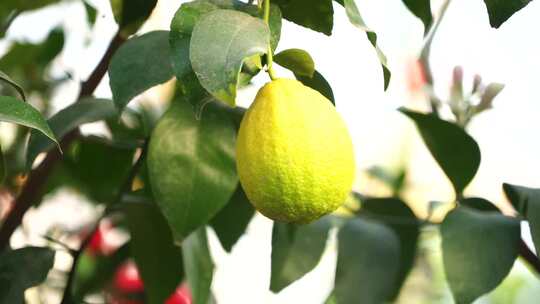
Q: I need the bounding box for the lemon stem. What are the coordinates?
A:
[264,0,277,80]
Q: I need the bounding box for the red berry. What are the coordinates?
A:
[113,261,145,294]
[166,284,192,304]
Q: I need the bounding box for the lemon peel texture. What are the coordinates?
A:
[236,78,355,223]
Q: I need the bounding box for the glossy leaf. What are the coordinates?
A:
[274,0,334,35]
[109,0,158,35]
[0,96,58,147]
[360,197,420,300]
[210,185,255,252]
[441,206,520,304]
[334,218,400,304]
[482,0,532,28]
[295,70,335,105]
[274,48,315,78]
[503,183,540,253]
[125,201,184,304]
[0,247,55,303]
[183,228,214,304]
[147,100,237,242]
[400,109,481,196]
[338,0,391,90]
[27,98,117,167]
[190,9,270,106]
[109,31,174,111]
[0,70,25,101]
[270,217,332,292]
[402,0,432,34]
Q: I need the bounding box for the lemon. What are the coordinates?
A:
[236,79,355,223]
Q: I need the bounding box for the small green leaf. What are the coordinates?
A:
[402,0,432,35]
[400,109,481,196]
[338,0,391,90]
[0,95,58,147]
[274,48,315,78]
[482,0,532,28]
[274,0,334,35]
[295,70,335,105]
[125,201,184,304]
[503,183,540,253]
[183,228,214,304]
[0,247,55,303]
[109,0,158,36]
[441,206,520,304]
[83,0,97,27]
[210,185,255,252]
[109,31,174,111]
[0,70,25,101]
[334,218,400,304]
[189,9,270,106]
[147,99,237,242]
[360,197,420,300]
[27,98,118,167]
[270,217,332,292]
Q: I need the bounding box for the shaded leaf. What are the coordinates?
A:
[334,218,400,304]
[109,0,158,36]
[460,197,499,212]
[274,0,334,35]
[0,247,55,303]
[400,109,481,196]
[109,31,174,111]
[402,0,432,34]
[0,96,58,147]
[441,206,520,304]
[210,185,255,252]
[27,98,118,167]
[338,0,391,90]
[270,217,332,292]
[83,0,98,26]
[503,183,540,253]
[147,100,237,242]
[274,48,315,78]
[0,70,25,101]
[295,70,335,105]
[183,228,214,304]
[125,201,184,304]
[190,9,270,106]
[360,197,419,300]
[482,0,532,28]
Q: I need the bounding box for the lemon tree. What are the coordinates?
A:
[0,0,538,304]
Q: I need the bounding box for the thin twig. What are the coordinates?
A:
[519,239,540,274]
[0,32,126,251]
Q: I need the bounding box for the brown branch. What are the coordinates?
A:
[0,32,126,251]
[519,239,540,274]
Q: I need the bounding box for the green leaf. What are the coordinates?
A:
[0,145,4,184]
[109,31,174,111]
[125,201,184,304]
[0,247,55,303]
[109,0,158,36]
[0,96,58,147]
[334,218,400,304]
[338,0,391,90]
[270,217,332,292]
[295,70,335,105]
[441,206,520,304]
[274,48,315,78]
[183,228,214,304]
[73,243,129,299]
[503,183,540,253]
[460,197,499,212]
[274,0,334,35]
[360,197,420,300]
[0,70,25,101]
[0,0,60,35]
[83,0,98,26]
[402,0,432,34]
[400,109,481,196]
[189,9,270,106]
[482,0,532,28]
[27,98,118,167]
[210,185,255,252]
[147,99,237,242]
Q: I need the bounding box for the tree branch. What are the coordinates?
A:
[519,239,540,274]
[0,32,126,251]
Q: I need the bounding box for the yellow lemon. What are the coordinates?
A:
[236,79,355,223]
